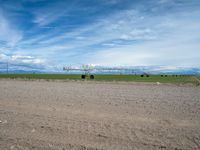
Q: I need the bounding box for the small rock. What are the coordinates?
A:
[49,144,53,148]
[10,145,15,150]
[159,145,167,149]
[97,134,108,138]
[31,128,36,133]
[156,82,161,85]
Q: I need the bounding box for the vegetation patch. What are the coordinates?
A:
[0,74,199,85]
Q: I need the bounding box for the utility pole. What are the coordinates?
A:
[6,61,8,74]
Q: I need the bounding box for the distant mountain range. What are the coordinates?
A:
[91,66,200,75]
[0,66,200,75]
[0,70,44,74]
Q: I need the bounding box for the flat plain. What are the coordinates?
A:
[0,79,200,150]
[0,74,200,85]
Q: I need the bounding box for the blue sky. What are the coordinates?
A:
[0,0,200,71]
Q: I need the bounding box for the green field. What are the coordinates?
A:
[0,74,200,85]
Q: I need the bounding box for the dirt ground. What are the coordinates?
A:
[0,80,200,150]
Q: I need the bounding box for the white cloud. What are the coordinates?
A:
[11,55,34,60]
[85,30,200,67]
[20,58,45,65]
[32,8,167,49]
[10,54,46,65]
[0,11,22,47]
[33,11,65,26]
[17,3,200,68]
[85,46,158,66]
[0,53,47,68]
[81,8,200,66]
[1,0,199,70]
[0,53,7,60]
[32,1,76,26]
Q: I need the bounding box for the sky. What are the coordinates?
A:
[0,0,200,71]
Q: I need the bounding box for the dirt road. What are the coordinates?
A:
[0,80,200,150]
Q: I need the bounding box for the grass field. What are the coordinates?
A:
[0,74,200,85]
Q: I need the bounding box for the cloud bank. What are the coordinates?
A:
[0,0,200,72]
